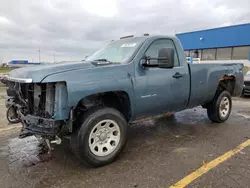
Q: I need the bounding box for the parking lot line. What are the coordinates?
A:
[169,139,250,188]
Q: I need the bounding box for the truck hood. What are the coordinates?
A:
[8,61,95,83]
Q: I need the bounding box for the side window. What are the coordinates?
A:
[145,39,180,66]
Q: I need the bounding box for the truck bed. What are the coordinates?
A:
[187,63,244,108]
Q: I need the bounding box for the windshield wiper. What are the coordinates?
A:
[91,58,120,66]
[93,59,110,62]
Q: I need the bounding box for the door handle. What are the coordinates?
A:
[173,72,183,79]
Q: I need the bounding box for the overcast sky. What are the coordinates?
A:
[0,0,249,63]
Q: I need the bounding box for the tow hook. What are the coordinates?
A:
[50,136,62,145]
[44,136,62,153]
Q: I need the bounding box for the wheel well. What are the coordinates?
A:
[73,91,131,129]
[217,75,235,95]
[202,75,235,109]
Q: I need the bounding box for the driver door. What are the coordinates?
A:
[134,39,190,117]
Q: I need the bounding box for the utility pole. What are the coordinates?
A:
[53,52,55,63]
[38,48,40,63]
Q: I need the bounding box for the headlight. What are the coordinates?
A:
[6,76,32,83]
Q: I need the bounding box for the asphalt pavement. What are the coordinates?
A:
[0,93,250,188]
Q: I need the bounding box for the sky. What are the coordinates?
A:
[0,0,249,63]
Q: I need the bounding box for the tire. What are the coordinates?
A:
[6,105,21,124]
[70,107,128,167]
[207,90,232,123]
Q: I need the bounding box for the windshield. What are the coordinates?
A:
[85,37,147,63]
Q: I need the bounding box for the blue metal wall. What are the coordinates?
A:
[8,60,40,65]
[176,23,250,50]
[9,60,29,64]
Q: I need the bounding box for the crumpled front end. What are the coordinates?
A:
[6,77,70,138]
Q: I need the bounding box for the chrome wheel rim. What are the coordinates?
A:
[89,119,120,157]
[219,96,230,118]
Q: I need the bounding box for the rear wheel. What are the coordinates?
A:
[207,90,232,123]
[70,107,128,167]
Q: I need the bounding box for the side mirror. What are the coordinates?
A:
[140,56,153,67]
[158,48,174,68]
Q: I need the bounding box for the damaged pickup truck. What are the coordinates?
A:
[5,35,244,167]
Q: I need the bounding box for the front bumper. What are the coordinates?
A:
[21,114,63,136]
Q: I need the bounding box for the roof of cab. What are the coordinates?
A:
[118,34,177,41]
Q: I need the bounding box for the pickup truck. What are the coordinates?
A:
[5,35,244,167]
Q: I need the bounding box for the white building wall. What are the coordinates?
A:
[200,60,250,67]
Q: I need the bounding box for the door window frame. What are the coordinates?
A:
[144,38,181,67]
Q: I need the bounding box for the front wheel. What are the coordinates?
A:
[71,107,128,167]
[207,90,232,123]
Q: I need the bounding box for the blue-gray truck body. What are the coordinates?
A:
[5,35,244,136]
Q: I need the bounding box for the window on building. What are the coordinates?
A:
[145,39,180,66]
[197,50,202,59]
[232,46,250,60]
[202,49,216,60]
[190,50,201,58]
[184,51,189,57]
[216,48,232,60]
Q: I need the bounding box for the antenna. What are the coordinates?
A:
[120,35,134,39]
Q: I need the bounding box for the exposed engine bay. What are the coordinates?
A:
[6,81,69,140]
